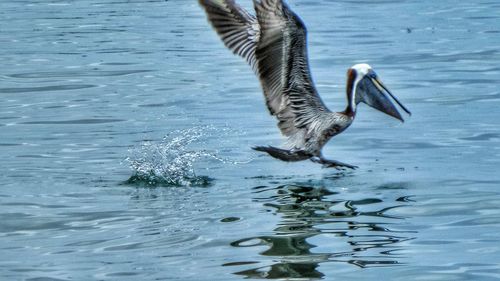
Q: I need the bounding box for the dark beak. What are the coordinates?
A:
[356,72,411,122]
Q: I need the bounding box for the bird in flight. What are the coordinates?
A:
[199,0,411,169]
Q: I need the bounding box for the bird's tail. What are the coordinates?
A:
[252,146,312,162]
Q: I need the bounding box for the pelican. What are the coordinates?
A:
[199,0,411,169]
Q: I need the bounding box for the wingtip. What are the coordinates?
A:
[198,0,211,9]
[252,0,261,10]
[199,0,228,8]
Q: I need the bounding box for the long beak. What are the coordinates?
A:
[358,74,411,122]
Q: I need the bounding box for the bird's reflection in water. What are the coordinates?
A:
[227,182,416,279]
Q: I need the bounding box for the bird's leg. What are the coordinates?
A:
[252,146,312,162]
[310,156,358,170]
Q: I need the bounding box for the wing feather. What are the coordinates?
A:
[200,0,333,147]
[253,0,330,137]
[199,0,260,72]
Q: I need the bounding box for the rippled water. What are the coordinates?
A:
[2,0,500,280]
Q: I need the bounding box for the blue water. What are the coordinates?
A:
[1,0,500,280]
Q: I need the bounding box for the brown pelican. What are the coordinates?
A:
[199,0,411,169]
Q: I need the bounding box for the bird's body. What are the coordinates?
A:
[199,0,410,168]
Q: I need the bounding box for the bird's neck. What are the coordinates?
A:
[344,104,356,118]
[344,69,357,117]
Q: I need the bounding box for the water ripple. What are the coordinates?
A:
[8,70,151,79]
[2,0,500,280]
[20,119,125,125]
[227,182,416,278]
[0,85,96,94]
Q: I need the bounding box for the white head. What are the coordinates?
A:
[351,63,373,77]
[348,63,373,108]
[345,63,411,122]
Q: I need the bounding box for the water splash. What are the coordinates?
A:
[125,126,221,187]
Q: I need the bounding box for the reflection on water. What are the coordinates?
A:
[229,182,415,279]
[235,262,324,280]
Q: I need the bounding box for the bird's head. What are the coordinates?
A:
[346,63,411,122]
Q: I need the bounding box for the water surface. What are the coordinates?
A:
[1,0,500,280]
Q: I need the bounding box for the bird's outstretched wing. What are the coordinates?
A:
[199,0,260,72]
[200,0,330,142]
[253,0,330,137]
